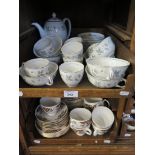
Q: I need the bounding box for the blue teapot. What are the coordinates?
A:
[32,12,71,42]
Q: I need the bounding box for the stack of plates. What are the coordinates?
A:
[35,102,69,138]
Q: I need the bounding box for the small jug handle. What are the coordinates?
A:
[63,18,71,39]
[102,99,111,108]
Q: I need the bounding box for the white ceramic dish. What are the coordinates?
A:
[85,66,125,88]
[70,108,92,136]
[59,62,84,87]
[35,102,68,122]
[61,41,83,62]
[33,35,62,58]
[83,98,103,109]
[88,37,115,58]
[92,106,114,129]
[92,123,109,136]
[35,121,70,138]
[40,97,61,115]
[86,57,130,80]
[20,62,58,86]
[22,58,50,77]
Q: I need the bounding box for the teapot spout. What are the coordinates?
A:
[31,22,46,38]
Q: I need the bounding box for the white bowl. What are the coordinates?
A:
[20,62,58,86]
[22,58,50,77]
[59,62,84,87]
[92,106,114,129]
[86,57,130,80]
[33,35,62,58]
[61,41,83,62]
[64,37,83,45]
[87,37,115,58]
[85,66,125,88]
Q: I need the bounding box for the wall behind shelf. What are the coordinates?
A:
[19,0,131,33]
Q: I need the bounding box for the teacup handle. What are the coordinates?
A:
[70,123,75,129]
[46,76,53,86]
[93,130,98,136]
[116,78,126,88]
[84,128,92,135]
[102,99,111,108]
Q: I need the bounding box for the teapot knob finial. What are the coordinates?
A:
[52,12,56,18]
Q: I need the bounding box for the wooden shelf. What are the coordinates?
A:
[26,112,118,146]
[19,73,134,98]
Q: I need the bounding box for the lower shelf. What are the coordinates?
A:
[26,114,119,146]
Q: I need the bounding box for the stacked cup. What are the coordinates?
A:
[92,106,114,136]
[19,58,58,86]
[61,39,83,63]
[33,35,62,64]
[69,108,92,136]
[85,57,130,88]
[35,97,69,138]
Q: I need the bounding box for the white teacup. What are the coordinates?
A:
[86,57,130,80]
[83,98,103,109]
[92,106,114,133]
[70,108,92,136]
[61,41,83,62]
[40,97,61,115]
[83,98,110,110]
[22,58,50,77]
[92,123,108,136]
[59,62,84,87]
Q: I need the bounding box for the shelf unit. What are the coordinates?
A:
[19,27,135,155]
[19,0,135,154]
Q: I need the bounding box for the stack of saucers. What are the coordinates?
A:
[19,58,58,86]
[35,97,69,138]
[33,35,62,64]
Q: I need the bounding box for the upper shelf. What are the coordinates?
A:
[19,27,135,98]
[19,73,134,98]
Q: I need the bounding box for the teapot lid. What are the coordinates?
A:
[47,12,61,22]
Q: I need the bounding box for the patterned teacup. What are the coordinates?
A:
[69,108,92,136]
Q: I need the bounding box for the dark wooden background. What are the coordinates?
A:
[19,0,131,33]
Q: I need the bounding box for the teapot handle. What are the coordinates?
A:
[63,18,71,39]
